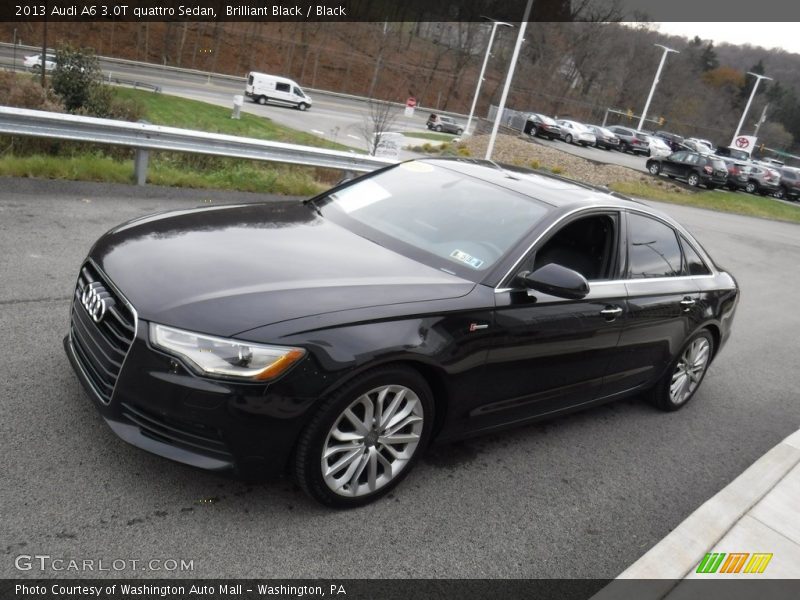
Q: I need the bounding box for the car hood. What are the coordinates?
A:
[90,202,475,337]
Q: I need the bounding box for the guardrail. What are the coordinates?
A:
[0,105,396,185]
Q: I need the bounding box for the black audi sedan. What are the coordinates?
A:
[646,151,728,189]
[64,159,738,507]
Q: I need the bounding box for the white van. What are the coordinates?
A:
[244,72,313,111]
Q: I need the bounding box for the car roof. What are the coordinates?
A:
[416,158,652,213]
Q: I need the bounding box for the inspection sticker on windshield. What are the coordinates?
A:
[450,250,484,269]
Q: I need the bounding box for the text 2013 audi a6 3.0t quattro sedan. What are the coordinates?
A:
[64,159,739,507]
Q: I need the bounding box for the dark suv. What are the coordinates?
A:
[606,126,650,155]
[646,151,728,189]
[773,167,800,200]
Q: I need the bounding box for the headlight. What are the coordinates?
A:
[149,323,305,381]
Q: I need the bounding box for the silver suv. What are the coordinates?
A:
[426,114,464,135]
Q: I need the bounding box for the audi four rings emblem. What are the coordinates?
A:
[81,282,113,323]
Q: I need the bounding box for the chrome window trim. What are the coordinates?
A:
[494,204,718,293]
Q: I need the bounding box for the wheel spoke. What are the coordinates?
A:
[374,387,390,429]
[367,447,378,491]
[332,428,363,442]
[384,414,423,437]
[379,388,406,428]
[385,398,417,430]
[343,407,369,435]
[324,447,361,478]
[348,451,371,489]
[378,432,420,446]
[324,443,361,459]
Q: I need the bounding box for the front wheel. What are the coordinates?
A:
[745,181,758,194]
[687,173,700,187]
[649,330,714,411]
[565,134,573,144]
[435,125,443,132]
[293,366,434,508]
[257,96,267,105]
[456,128,463,135]
[297,102,309,111]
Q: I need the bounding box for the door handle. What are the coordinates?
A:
[680,297,696,312]
[600,306,623,319]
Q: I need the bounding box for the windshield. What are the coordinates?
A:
[319,162,550,280]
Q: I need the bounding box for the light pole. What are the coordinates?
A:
[485,0,534,160]
[732,72,773,142]
[464,18,512,137]
[637,44,679,132]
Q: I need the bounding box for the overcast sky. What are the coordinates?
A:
[648,23,800,55]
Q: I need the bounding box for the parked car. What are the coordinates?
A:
[426,114,463,135]
[744,165,781,195]
[714,146,751,162]
[23,53,56,72]
[655,131,685,152]
[773,167,800,201]
[686,138,715,153]
[606,126,650,155]
[717,158,752,191]
[585,125,619,150]
[524,113,561,140]
[646,151,729,189]
[63,158,738,507]
[555,119,596,146]
[682,139,713,154]
[647,135,673,158]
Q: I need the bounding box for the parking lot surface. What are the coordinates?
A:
[1,177,798,578]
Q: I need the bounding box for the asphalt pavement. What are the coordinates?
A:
[1,176,798,579]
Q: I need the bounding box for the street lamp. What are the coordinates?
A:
[464,18,513,137]
[637,44,679,132]
[732,72,773,143]
[485,0,534,160]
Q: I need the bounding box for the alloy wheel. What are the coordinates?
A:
[321,384,424,498]
[669,337,711,406]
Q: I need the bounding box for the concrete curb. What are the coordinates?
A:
[621,430,800,580]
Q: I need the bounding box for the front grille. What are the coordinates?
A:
[70,263,136,404]
[120,402,233,460]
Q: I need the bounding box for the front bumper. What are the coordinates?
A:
[63,322,320,477]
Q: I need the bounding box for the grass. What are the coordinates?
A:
[0,153,327,196]
[113,88,357,151]
[610,181,800,224]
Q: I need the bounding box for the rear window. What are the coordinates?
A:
[710,159,727,170]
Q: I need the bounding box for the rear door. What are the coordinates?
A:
[601,210,703,397]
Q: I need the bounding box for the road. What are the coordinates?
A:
[1,177,798,579]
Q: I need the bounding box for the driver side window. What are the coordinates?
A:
[523,214,619,281]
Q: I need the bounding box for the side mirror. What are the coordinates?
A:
[520,263,590,300]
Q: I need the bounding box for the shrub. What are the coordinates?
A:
[0,72,63,112]
[529,160,540,169]
[551,167,564,175]
[52,46,104,112]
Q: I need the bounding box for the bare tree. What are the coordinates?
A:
[360,99,400,156]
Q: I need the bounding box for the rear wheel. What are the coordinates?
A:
[648,162,661,176]
[293,366,434,508]
[619,141,629,153]
[687,173,700,187]
[649,330,714,412]
[745,181,758,194]
[774,186,786,200]
[435,125,443,132]
[565,134,573,144]
[456,128,463,135]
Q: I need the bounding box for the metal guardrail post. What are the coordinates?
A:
[134,149,149,186]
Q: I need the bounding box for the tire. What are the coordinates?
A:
[774,187,786,200]
[687,173,700,187]
[648,162,661,176]
[649,330,714,412]
[435,125,443,132]
[565,134,573,144]
[745,181,758,194]
[297,102,308,111]
[456,128,463,135]
[293,365,434,508]
[257,96,267,105]
[620,141,629,153]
